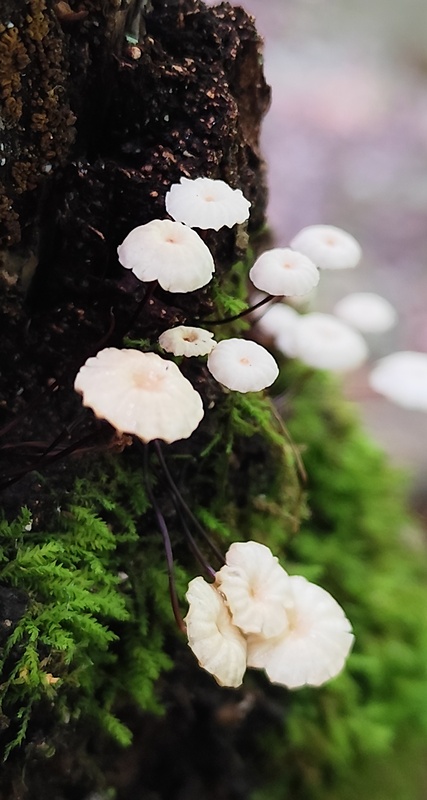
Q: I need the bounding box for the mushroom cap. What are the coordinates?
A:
[292,312,368,371]
[207,338,279,393]
[333,292,397,333]
[290,225,362,270]
[158,325,216,357]
[247,575,354,689]
[185,577,247,688]
[253,302,300,357]
[165,176,251,231]
[117,219,215,293]
[249,248,320,297]
[369,351,427,410]
[74,347,204,443]
[216,541,294,639]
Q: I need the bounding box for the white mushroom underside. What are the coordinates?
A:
[185,577,247,687]
[247,575,354,688]
[216,541,294,638]
[74,348,204,443]
[117,219,215,292]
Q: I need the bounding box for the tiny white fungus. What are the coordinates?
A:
[249,248,320,297]
[185,576,247,688]
[165,176,251,230]
[117,219,215,293]
[216,541,294,639]
[74,347,204,443]
[247,575,354,689]
[333,292,397,333]
[369,351,427,411]
[290,225,361,270]
[252,301,299,344]
[158,326,216,357]
[292,312,368,371]
[207,338,279,393]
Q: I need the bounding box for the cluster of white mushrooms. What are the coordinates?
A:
[73,174,427,694]
[186,541,354,689]
[74,177,344,442]
[75,176,381,442]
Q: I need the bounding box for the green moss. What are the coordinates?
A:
[251,362,427,800]
[0,459,174,757]
[2,250,427,799]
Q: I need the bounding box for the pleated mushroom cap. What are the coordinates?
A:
[249,248,320,297]
[334,292,397,333]
[166,176,251,231]
[292,313,368,371]
[290,225,361,270]
[74,348,204,443]
[216,541,294,639]
[207,339,279,393]
[158,326,216,357]
[117,219,215,292]
[247,575,354,689]
[369,351,427,410]
[185,577,247,688]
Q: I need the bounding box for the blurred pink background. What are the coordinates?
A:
[208,0,427,499]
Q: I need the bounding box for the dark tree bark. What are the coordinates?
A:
[0,2,273,797]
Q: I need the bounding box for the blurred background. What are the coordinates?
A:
[208,0,427,507]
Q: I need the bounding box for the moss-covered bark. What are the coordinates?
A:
[1,2,427,799]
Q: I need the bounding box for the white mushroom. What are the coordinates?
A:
[290,225,361,270]
[291,312,368,371]
[117,219,215,293]
[158,326,216,357]
[333,292,397,333]
[165,176,251,230]
[216,541,294,639]
[207,338,279,393]
[369,351,427,411]
[252,301,299,339]
[74,348,204,443]
[249,248,320,297]
[247,575,354,689]
[185,577,247,688]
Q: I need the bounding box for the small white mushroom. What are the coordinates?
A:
[216,541,294,639]
[158,325,216,357]
[290,225,361,270]
[292,312,368,371]
[165,176,251,230]
[333,292,397,333]
[74,348,204,443]
[369,351,427,411]
[249,248,320,297]
[117,219,215,293]
[247,575,354,689]
[252,302,300,358]
[185,576,247,688]
[207,338,279,393]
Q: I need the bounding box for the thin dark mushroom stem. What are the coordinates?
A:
[126,280,158,335]
[153,440,225,566]
[202,293,279,326]
[0,428,99,491]
[171,494,216,580]
[141,443,186,634]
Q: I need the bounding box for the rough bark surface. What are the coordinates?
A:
[0,1,272,797]
[0,0,270,508]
